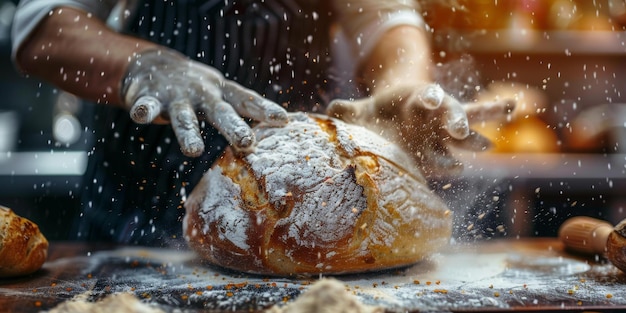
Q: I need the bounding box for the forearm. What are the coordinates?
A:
[15,6,158,106]
[359,25,433,94]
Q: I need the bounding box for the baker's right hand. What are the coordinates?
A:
[121,49,288,157]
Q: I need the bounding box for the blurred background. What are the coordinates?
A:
[0,0,90,240]
[424,0,626,241]
[0,0,625,241]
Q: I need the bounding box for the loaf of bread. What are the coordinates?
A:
[0,206,49,277]
[184,113,452,275]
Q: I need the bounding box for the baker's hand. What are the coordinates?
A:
[327,83,514,178]
[121,49,288,157]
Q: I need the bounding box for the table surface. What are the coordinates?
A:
[1,238,625,312]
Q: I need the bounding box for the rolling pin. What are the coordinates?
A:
[558,216,626,272]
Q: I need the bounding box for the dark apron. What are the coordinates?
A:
[75,0,334,246]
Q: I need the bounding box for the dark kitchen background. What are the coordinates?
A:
[0,0,89,240]
[1,0,625,241]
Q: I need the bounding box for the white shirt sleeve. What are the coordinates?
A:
[332,0,426,62]
[11,0,119,59]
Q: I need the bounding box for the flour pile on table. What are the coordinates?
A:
[267,278,383,313]
[43,292,165,313]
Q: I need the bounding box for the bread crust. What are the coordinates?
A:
[0,206,49,277]
[184,113,451,275]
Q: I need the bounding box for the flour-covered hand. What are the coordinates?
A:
[327,83,514,178]
[121,49,288,157]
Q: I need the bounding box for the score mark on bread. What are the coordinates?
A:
[184,113,452,275]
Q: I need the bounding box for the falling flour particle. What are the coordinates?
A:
[265,278,383,313]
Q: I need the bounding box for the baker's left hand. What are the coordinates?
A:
[327,83,514,178]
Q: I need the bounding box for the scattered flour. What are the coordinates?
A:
[266,278,383,313]
[43,292,165,313]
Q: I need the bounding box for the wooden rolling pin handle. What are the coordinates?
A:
[558,216,613,255]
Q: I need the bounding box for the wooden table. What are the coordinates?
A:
[1,239,625,312]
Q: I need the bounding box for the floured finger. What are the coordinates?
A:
[465,99,516,124]
[416,84,445,109]
[202,100,255,151]
[442,96,470,139]
[222,82,288,126]
[168,100,205,157]
[326,98,372,123]
[130,95,162,124]
[450,131,493,152]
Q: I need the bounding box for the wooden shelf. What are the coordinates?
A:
[459,152,626,180]
[436,30,626,55]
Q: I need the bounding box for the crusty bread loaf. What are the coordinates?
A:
[0,206,49,277]
[184,113,452,275]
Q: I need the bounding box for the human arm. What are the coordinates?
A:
[14,4,151,106]
[328,1,513,177]
[12,1,288,156]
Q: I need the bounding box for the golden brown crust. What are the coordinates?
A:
[606,231,626,271]
[184,113,452,275]
[0,206,49,277]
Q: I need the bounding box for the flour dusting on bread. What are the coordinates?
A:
[184,112,452,275]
